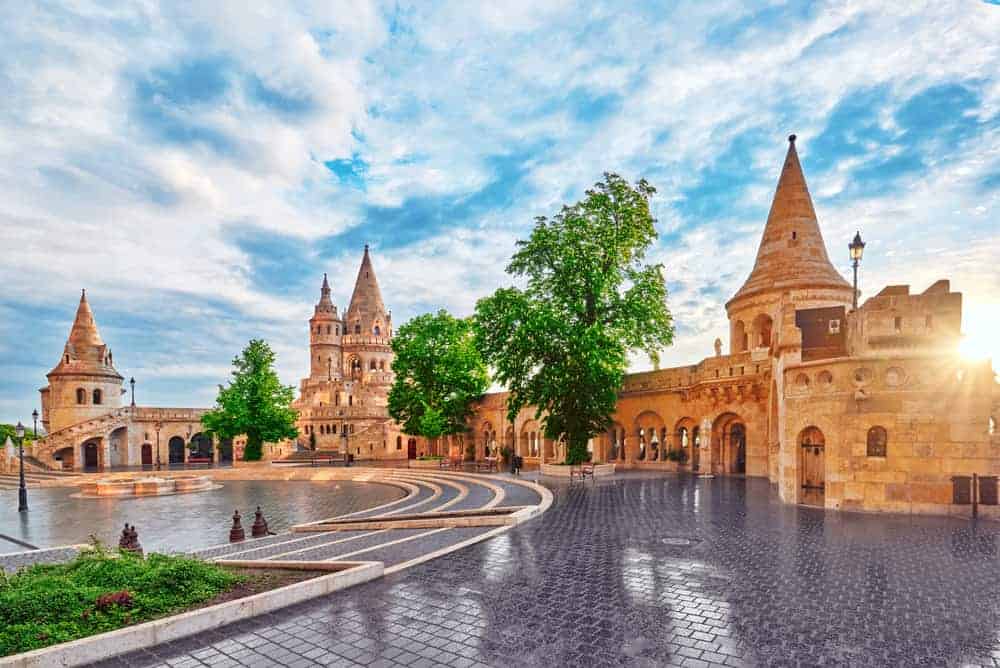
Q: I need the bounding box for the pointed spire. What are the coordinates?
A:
[728,135,851,308]
[313,273,336,316]
[68,289,104,347]
[346,245,387,334]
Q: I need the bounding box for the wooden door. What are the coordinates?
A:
[801,444,825,489]
[141,443,153,467]
[84,442,99,469]
[407,439,417,460]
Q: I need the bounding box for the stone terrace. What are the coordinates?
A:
[93,473,1000,667]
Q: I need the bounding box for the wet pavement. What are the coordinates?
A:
[0,480,405,554]
[90,473,1000,667]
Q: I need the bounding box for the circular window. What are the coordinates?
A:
[853,367,873,385]
[885,366,906,387]
[793,373,810,391]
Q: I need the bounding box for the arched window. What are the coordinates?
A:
[678,427,689,448]
[637,428,646,460]
[867,426,887,457]
[370,359,377,370]
[335,326,339,335]
[396,436,402,450]
[92,389,102,405]
[379,360,385,370]
[65,354,70,364]
[354,323,361,334]
[348,395,353,406]
[374,325,381,336]
[76,388,86,404]
[326,325,331,335]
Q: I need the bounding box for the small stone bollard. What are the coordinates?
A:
[229,510,245,543]
[118,523,143,557]
[251,506,269,538]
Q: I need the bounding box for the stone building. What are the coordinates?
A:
[291,246,413,460]
[464,135,999,516]
[34,291,226,469]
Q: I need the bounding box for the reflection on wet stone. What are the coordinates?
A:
[76,474,1000,666]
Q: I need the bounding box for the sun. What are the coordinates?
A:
[958,304,999,364]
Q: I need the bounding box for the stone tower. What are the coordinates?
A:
[342,245,393,382]
[308,274,344,381]
[725,135,853,354]
[40,290,124,433]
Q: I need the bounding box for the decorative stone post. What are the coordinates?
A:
[229,510,245,542]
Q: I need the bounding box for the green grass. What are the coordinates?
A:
[0,546,242,656]
[416,455,445,460]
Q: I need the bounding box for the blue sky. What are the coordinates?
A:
[1,1,998,424]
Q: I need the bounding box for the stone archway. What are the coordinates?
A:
[82,438,100,470]
[634,411,666,462]
[168,436,186,465]
[189,432,213,461]
[674,417,697,468]
[712,412,747,475]
[108,427,128,468]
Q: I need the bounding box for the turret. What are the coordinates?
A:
[41,290,124,432]
[725,135,853,354]
[342,246,394,383]
[309,274,343,381]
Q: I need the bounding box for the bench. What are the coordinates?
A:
[187,457,212,464]
[570,463,595,482]
[475,457,499,473]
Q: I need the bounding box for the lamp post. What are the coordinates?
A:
[16,421,27,512]
[154,422,162,471]
[849,230,865,311]
[129,377,135,407]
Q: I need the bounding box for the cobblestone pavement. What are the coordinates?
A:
[95,474,1000,666]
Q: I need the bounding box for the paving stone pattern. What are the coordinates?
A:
[95,473,1000,667]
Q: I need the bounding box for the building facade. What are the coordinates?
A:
[464,136,999,515]
[291,246,413,459]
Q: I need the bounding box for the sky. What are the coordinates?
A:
[1,1,998,425]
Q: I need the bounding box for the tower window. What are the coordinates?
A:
[93,389,102,405]
[326,325,331,334]
[791,231,797,240]
[76,388,86,404]
[894,316,902,332]
[65,354,70,364]
[355,324,361,334]
[374,325,381,336]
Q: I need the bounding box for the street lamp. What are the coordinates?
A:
[154,422,162,471]
[849,230,865,311]
[16,421,27,512]
[129,377,135,407]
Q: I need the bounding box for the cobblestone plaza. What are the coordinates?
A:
[93,473,1000,667]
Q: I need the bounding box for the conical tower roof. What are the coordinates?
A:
[313,273,337,318]
[727,135,851,308]
[68,289,104,347]
[48,290,122,379]
[346,245,388,331]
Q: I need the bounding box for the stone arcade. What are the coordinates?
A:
[465,136,999,515]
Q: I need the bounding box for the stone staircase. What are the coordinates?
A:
[0,469,82,490]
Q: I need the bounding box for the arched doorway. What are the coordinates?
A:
[189,432,213,461]
[799,426,825,506]
[108,427,128,468]
[82,439,100,470]
[712,413,747,475]
[168,436,185,465]
[141,443,153,468]
[218,439,233,463]
[691,426,701,472]
[407,438,417,460]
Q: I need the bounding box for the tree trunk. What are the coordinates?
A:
[566,434,589,465]
[243,433,263,461]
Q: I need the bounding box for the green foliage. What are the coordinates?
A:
[388,310,490,439]
[0,424,39,447]
[201,340,298,461]
[474,173,674,465]
[0,549,240,656]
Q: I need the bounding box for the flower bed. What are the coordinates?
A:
[0,547,336,659]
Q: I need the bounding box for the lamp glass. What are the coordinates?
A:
[15,422,24,438]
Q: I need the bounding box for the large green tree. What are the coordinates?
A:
[474,173,674,464]
[201,339,298,461]
[388,310,490,441]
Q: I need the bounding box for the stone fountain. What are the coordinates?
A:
[77,475,217,498]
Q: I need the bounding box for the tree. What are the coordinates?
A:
[201,340,298,461]
[388,310,490,443]
[474,173,674,464]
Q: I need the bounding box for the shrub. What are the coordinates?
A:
[0,550,241,656]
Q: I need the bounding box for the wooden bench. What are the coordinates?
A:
[475,457,499,473]
[570,463,595,482]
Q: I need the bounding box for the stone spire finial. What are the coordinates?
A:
[727,135,851,308]
[67,289,105,348]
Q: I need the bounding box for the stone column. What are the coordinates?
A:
[102,436,110,471]
[700,417,713,474]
